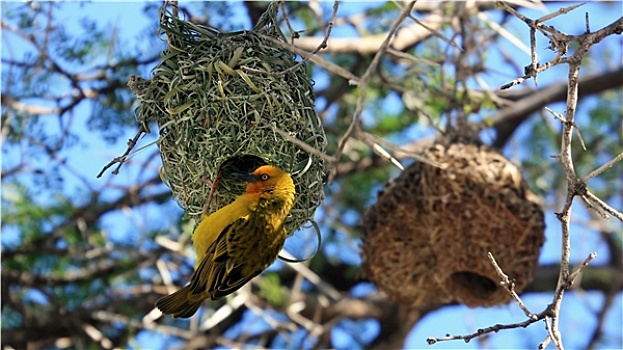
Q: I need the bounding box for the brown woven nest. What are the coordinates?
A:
[361,139,545,308]
[129,3,326,235]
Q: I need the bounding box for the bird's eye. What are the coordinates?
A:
[260,174,270,181]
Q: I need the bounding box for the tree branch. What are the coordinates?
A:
[492,67,623,149]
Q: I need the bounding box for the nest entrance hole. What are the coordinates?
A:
[448,271,499,302]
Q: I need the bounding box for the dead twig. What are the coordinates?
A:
[329,1,417,183]
[96,124,149,178]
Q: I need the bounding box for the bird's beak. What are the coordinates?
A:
[231,172,257,183]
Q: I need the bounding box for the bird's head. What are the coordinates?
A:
[232,165,295,198]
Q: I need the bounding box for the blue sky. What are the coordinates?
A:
[2,1,621,349]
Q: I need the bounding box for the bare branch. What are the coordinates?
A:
[427,308,550,345]
[330,1,417,182]
[582,191,623,222]
[582,151,623,182]
[488,252,537,320]
[568,252,598,284]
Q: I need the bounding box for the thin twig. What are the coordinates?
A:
[542,317,557,349]
[198,293,248,331]
[96,124,148,178]
[272,126,335,163]
[357,130,441,168]
[568,252,597,284]
[253,34,360,83]
[487,252,536,320]
[582,191,623,222]
[203,171,221,214]
[329,1,417,183]
[427,311,546,345]
[476,11,530,56]
[278,1,297,44]
[580,194,609,220]
[407,13,461,51]
[243,1,339,78]
[496,1,589,90]
[280,250,342,301]
[539,320,552,350]
[536,3,586,23]
[582,151,623,182]
[544,107,587,151]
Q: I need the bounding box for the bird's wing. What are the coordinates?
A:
[188,216,258,299]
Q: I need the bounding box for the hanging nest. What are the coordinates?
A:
[130,3,326,234]
[361,138,545,309]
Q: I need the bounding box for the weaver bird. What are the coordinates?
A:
[156,165,295,318]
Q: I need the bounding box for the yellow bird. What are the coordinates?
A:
[156,165,295,318]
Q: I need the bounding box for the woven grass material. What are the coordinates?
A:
[362,140,545,308]
[132,4,326,234]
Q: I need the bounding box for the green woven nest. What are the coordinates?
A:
[133,4,326,235]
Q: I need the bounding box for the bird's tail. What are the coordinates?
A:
[155,286,203,318]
